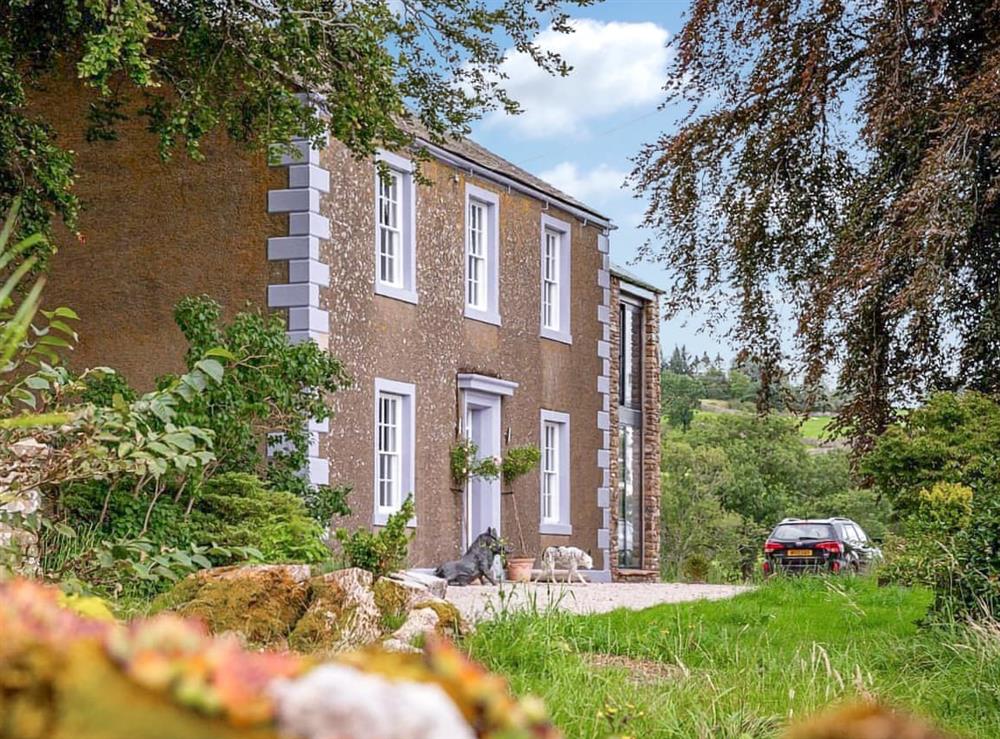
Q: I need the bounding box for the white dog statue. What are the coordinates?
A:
[536,546,593,584]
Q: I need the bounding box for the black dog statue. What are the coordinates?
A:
[434,528,509,585]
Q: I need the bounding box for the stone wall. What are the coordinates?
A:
[640,294,662,573]
[608,276,661,580]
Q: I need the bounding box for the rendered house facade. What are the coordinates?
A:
[38,76,662,579]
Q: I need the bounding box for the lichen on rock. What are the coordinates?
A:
[288,568,382,653]
[373,576,426,621]
[414,598,468,639]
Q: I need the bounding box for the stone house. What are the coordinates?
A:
[39,78,662,580]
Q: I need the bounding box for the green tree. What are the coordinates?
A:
[633,1,1000,450]
[863,391,1000,519]
[2,0,592,248]
[666,345,692,375]
[661,370,702,431]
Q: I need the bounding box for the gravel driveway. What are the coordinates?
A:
[445,582,750,624]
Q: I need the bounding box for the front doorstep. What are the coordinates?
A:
[612,568,659,583]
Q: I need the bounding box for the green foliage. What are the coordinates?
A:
[2,0,593,248]
[193,473,329,564]
[335,497,414,578]
[865,393,1000,619]
[450,438,500,485]
[864,391,1000,519]
[501,445,541,485]
[660,371,702,431]
[660,413,883,583]
[62,473,328,567]
[169,295,350,507]
[680,552,710,583]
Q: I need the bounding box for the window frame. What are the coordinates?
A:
[374,151,417,304]
[464,184,501,325]
[539,214,572,344]
[373,378,416,526]
[539,409,572,534]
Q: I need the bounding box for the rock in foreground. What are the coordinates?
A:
[0,579,559,739]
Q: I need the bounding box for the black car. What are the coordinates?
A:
[761,518,882,575]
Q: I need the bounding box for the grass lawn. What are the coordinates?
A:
[465,578,1000,738]
[799,415,834,440]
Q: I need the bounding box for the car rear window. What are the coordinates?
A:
[771,523,835,541]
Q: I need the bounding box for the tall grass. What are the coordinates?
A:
[465,578,1000,738]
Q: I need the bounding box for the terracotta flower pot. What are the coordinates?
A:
[505,557,535,583]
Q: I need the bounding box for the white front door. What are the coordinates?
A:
[462,390,502,550]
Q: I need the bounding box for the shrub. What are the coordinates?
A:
[335,497,414,578]
[681,553,710,583]
[62,473,328,566]
[193,473,329,564]
[168,295,351,507]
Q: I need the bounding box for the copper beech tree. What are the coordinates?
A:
[633,0,1000,450]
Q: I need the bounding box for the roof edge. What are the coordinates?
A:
[415,137,616,231]
[611,263,664,295]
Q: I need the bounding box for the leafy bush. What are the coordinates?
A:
[865,393,1000,619]
[876,483,973,590]
[169,295,351,508]
[62,473,328,566]
[864,391,1000,519]
[681,553,710,583]
[335,496,414,578]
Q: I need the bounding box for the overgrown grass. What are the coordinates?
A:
[465,578,1000,738]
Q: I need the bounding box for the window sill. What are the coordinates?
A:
[464,307,501,326]
[375,282,418,305]
[539,522,573,536]
[373,510,418,528]
[540,327,573,345]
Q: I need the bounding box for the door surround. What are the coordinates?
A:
[457,374,518,550]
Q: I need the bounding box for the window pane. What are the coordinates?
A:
[619,303,642,409]
[542,422,559,522]
[377,170,403,287]
[542,230,560,330]
[377,393,402,510]
[617,424,642,568]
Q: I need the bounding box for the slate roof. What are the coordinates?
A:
[404,121,613,223]
[611,263,664,294]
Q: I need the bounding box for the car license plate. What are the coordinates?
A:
[787,549,813,557]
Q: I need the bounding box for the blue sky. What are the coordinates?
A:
[468,1,720,360]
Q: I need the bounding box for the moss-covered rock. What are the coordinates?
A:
[152,565,311,648]
[414,598,468,639]
[288,568,382,653]
[372,576,425,621]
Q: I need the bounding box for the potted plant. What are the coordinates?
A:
[500,445,541,582]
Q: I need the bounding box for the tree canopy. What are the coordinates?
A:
[1,0,591,249]
[633,0,1000,450]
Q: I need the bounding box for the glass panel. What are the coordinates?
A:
[467,201,489,310]
[377,393,402,510]
[542,230,559,329]
[619,302,643,409]
[542,422,559,522]
[617,424,642,568]
[377,171,402,286]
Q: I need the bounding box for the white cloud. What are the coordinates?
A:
[488,19,671,138]
[537,162,629,204]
